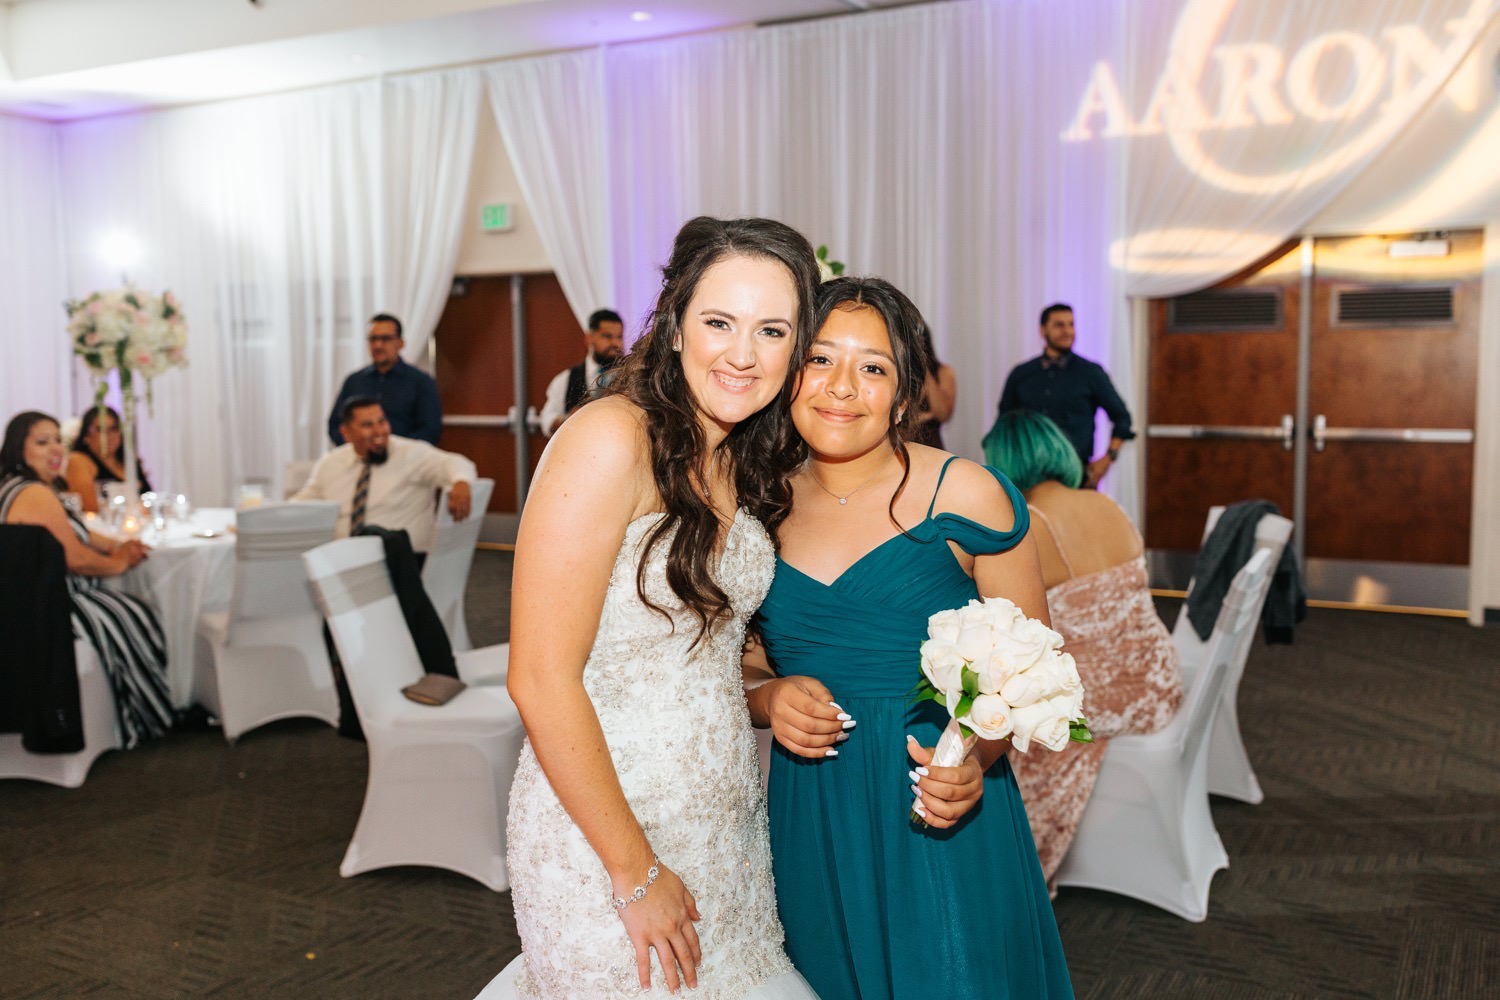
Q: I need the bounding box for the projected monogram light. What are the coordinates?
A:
[1061,0,1492,194]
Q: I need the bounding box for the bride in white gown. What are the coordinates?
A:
[478,217,821,999]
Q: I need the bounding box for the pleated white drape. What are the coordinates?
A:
[485,52,614,329]
[52,72,480,503]
[1,115,71,420]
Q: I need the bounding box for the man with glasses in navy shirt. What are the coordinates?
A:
[327,313,443,446]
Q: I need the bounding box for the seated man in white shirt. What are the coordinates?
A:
[294,396,476,554]
[539,308,625,436]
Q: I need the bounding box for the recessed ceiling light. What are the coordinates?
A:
[630,11,652,22]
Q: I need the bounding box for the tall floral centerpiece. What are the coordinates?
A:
[66,285,189,500]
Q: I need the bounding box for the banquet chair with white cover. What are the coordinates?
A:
[1173,506,1293,804]
[421,478,494,652]
[0,642,120,788]
[193,501,340,742]
[304,536,524,891]
[1054,547,1275,922]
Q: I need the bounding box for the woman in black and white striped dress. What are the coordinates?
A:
[2,411,173,748]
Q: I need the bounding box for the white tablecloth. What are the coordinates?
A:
[114,509,237,709]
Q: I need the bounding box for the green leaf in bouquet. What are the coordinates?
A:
[1069,717,1094,744]
[954,692,974,721]
[961,665,981,698]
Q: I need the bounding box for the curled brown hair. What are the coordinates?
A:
[607,217,819,639]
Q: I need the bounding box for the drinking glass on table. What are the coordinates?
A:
[59,492,83,515]
[237,483,265,510]
[107,492,129,530]
[173,492,193,521]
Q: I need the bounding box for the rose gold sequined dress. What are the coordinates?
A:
[478,511,815,1000]
[1009,506,1185,884]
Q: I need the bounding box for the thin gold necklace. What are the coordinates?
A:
[809,455,895,506]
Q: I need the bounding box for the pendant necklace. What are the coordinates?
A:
[809,455,894,506]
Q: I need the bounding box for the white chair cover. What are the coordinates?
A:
[1173,507,1294,804]
[0,641,120,788]
[193,501,340,742]
[1055,547,1276,921]
[421,478,494,652]
[304,536,525,891]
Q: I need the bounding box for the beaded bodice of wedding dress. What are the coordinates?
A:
[504,509,798,999]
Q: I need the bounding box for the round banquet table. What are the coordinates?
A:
[110,508,237,709]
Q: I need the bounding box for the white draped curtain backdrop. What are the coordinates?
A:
[5,0,1497,527]
[1,115,71,420]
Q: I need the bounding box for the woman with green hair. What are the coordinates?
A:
[982,410,1184,886]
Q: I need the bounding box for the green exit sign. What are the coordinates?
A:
[480,203,514,232]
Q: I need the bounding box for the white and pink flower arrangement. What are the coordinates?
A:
[65,285,188,497]
[67,285,189,396]
[913,596,1092,807]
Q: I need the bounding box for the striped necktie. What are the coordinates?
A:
[350,458,372,532]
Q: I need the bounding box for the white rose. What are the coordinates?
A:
[961,693,1014,741]
[1010,697,1074,753]
[972,646,1021,694]
[987,616,1061,677]
[977,595,1023,624]
[999,672,1044,708]
[920,639,967,696]
[926,608,962,644]
[1024,651,1085,710]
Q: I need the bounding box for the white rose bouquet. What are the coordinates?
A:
[913,597,1091,804]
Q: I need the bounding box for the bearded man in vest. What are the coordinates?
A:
[539,309,625,436]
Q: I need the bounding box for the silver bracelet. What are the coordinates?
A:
[611,857,660,911]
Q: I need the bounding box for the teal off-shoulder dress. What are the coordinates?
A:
[755,459,1073,1000]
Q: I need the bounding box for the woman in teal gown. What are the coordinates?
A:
[746,277,1073,999]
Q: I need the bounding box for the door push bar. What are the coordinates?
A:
[1147,414,1297,451]
[1309,414,1475,452]
[442,406,544,434]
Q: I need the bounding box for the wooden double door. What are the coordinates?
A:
[1145,230,1481,610]
[432,274,584,526]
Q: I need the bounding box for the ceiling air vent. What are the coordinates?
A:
[1167,289,1282,331]
[1334,286,1454,326]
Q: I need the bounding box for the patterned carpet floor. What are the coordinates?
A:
[1,550,1496,998]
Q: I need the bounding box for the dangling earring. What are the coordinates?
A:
[672,340,682,352]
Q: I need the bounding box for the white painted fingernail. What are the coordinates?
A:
[835,732,849,742]
[824,748,839,757]
[913,801,927,816]
[911,785,922,797]
[906,733,918,743]
[907,769,920,783]
[836,712,852,721]
[829,701,843,711]
[841,719,857,730]
[915,766,929,776]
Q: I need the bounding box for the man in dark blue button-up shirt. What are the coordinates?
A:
[997,303,1134,488]
[327,313,443,446]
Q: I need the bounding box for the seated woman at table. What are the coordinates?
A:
[982,409,1183,883]
[65,405,153,514]
[2,410,173,748]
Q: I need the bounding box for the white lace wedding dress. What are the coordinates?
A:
[477,510,817,999]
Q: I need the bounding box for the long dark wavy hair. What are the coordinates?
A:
[2,410,67,489]
[606,216,819,639]
[782,276,932,530]
[73,405,126,463]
